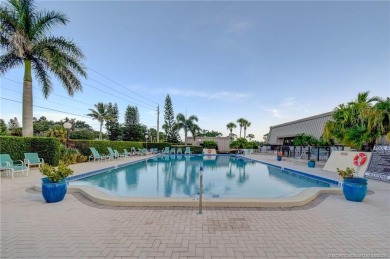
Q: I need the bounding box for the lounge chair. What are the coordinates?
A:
[131,147,139,156]
[184,147,191,154]
[107,147,119,159]
[24,153,44,169]
[170,148,176,154]
[0,154,29,179]
[163,147,170,154]
[114,149,125,159]
[89,147,109,162]
[123,149,132,157]
[177,148,183,154]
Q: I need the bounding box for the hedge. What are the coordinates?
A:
[0,136,61,165]
[202,140,217,149]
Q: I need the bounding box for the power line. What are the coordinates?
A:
[2,76,155,111]
[1,76,157,115]
[87,66,159,105]
[82,81,155,110]
[1,97,92,119]
[87,77,156,108]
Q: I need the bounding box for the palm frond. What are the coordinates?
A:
[0,51,23,74]
[30,10,68,39]
[31,57,52,97]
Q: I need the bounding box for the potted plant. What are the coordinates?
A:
[337,167,367,202]
[307,159,316,168]
[277,151,283,161]
[39,161,74,203]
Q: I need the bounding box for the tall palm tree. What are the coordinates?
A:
[176,113,198,143]
[87,103,110,140]
[226,122,236,139]
[0,0,87,136]
[188,123,201,142]
[236,118,246,138]
[243,121,251,139]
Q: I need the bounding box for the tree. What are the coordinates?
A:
[105,103,120,141]
[46,125,66,143]
[8,117,20,129]
[226,122,237,140]
[236,118,246,138]
[87,102,110,140]
[243,121,251,139]
[188,124,201,141]
[0,119,8,135]
[176,113,198,143]
[0,0,87,136]
[247,134,255,140]
[323,91,388,150]
[33,116,54,135]
[162,95,180,143]
[294,133,317,146]
[197,129,222,137]
[123,105,145,141]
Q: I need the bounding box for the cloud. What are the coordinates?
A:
[266,108,282,119]
[280,97,296,107]
[266,97,310,120]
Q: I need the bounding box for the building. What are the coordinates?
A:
[185,136,231,153]
[267,112,333,145]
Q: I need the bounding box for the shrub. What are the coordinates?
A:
[71,140,151,156]
[0,136,61,165]
[202,141,217,149]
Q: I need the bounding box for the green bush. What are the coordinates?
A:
[202,141,217,149]
[0,136,61,165]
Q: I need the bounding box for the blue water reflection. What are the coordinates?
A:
[72,155,330,198]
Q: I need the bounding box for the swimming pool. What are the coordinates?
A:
[70,155,336,198]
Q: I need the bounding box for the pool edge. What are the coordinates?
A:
[33,184,342,208]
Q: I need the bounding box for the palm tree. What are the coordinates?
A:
[0,0,87,136]
[226,122,236,140]
[243,121,251,139]
[323,91,387,150]
[188,123,201,142]
[236,118,246,138]
[247,134,255,141]
[176,113,198,144]
[87,102,110,140]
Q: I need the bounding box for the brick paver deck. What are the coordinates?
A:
[1,154,389,258]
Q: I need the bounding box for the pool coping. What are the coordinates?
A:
[33,154,343,208]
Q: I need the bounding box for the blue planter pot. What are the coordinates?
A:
[41,178,67,203]
[342,178,367,202]
[277,156,282,161]
[308,161,315,168]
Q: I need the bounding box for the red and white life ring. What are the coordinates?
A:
[207,149,212,154]
[353,153,367,166]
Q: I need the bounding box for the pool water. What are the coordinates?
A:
[71,155,332,198]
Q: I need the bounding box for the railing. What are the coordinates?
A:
[254,145,345,162]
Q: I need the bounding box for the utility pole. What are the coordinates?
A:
[157,105,160,142]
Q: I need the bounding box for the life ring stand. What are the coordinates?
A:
[353,153,367,166]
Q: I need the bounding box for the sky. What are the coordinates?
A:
[1,0,389,141]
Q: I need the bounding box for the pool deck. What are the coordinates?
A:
[1,154,389,258]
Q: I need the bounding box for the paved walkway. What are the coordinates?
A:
[1,154,389,258]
